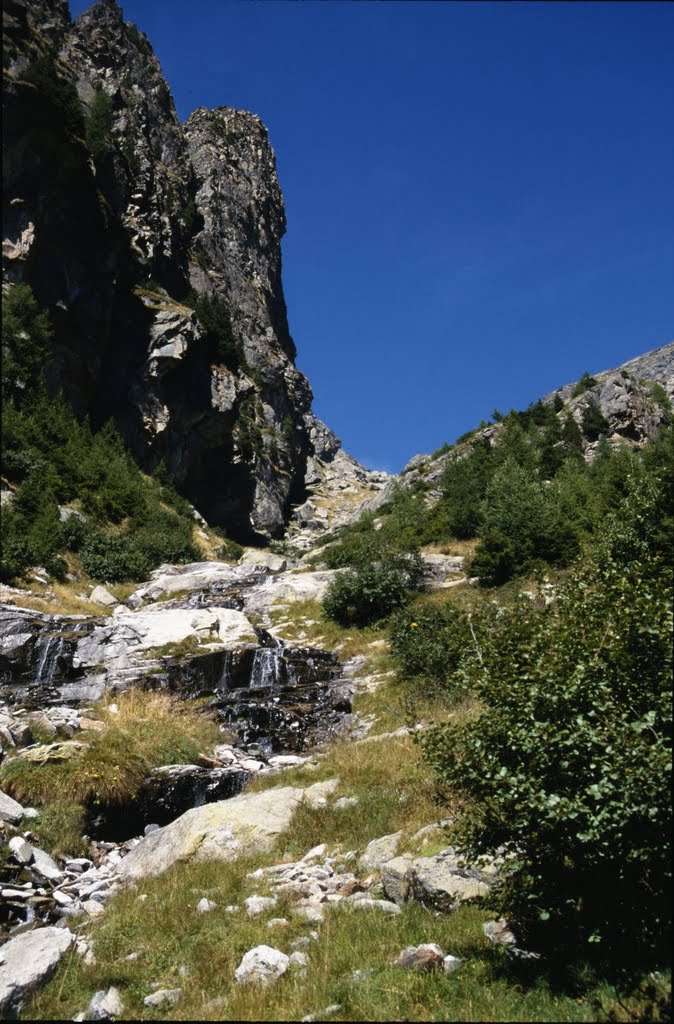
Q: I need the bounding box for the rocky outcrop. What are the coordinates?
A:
[2,0,379,543]
[115,781,337,880]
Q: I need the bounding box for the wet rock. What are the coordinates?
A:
[0,925,75,1017]
[395,943,445,972]
[126,562,267,608]
[234,945,289,986]
[88,986,124,1019]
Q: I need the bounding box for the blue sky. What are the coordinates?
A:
[70,0,674,472]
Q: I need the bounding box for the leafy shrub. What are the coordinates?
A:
[22,55,84,138]
[468,529,518,586]
[390,602,471,696]
[187,291,244,371]
[80,532,150,583]
[421,470,673,966]
[323,551,424,626]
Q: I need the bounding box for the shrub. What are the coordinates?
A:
[581,399,610,441]
[323,551,424,626]
[421,471,673,966]
[80,531,150,583]
[389,601,471,696]
[84,86,114,158]
[187,291,244,371]
[468,529,518,586]
[572,370,599,397]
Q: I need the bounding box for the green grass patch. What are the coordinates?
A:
[25,853,655,1022]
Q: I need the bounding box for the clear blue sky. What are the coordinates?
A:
[70,0,674,472]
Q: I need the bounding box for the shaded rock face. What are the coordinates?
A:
[2,0,381,541]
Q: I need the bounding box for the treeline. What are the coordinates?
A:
[318,389,671,621]
[1,285,199,583]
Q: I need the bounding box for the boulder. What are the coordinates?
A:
[406,849,491,911]
[8,836,33,865]
[381,855,414,904]
[395,944,445,972]
[143,988,182,1008]
[90,586,118,607]
[0,926,75,1017]
[358,831,403,871]
[382,847,495,911]
[244,570,339,617]
[0,789,25,824]
[234,945,289,986]
[115,780,338,880]
[239,549,287,572]
[88,986,124,1019]
[126,562,265,608]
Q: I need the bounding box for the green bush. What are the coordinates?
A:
[421,469,673,966]
[187,291,244,371]
[390,601,471,696]
[323,551,424,626]
[581,399,610,441]
[572,370,599,397]
[80,531,150,583]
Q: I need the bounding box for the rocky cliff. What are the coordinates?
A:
[2,0,386,541]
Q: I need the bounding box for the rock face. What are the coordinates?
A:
[2,0,382,542]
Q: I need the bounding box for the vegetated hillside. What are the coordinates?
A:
[1,0,384,547]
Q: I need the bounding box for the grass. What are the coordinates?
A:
[26,849,656,1022]
[270,599,389,661]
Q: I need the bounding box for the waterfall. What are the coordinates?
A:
[215,650,233,692]
[249,648,283,689]
[34,635,66,684]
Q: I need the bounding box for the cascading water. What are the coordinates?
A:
[249,646,284,689]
